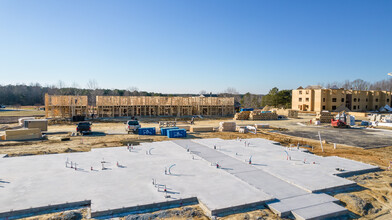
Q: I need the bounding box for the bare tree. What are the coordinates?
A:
[223,87,239,95]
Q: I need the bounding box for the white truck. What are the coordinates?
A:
[125,120,141,134]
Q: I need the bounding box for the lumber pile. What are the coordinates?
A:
[255,124,269,129]
[219,122,236,132]
[315,111,334,123]
[234,111,250,120]
[176,125,190,131]
[23,119,48,132]
[3,128,42,141]
[18,117,35,126]
[190,126,214,132]
[249,110,278,120]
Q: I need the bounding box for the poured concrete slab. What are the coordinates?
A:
[0,140,272,218]
[268,193,338,217]
[292,202,349,220]
[0,138,377,219]
[191,138,376,192]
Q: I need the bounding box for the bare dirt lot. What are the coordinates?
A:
[1,115,392,219]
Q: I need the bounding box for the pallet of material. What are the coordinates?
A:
[176,125,191,131]
[219,121,236,132]
[249,111,278,120]
[4,128,42,141]
[255,124,269,129]
[234,111,251,120]
[23,119,48,132]
[18,117,35,126]
[315,111,334,123]
[190,126,214,132]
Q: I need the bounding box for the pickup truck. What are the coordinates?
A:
[125,120,141,134]
[76,122,92,135]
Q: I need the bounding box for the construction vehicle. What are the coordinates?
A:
[331,112,350,128]
[125,120,141,134]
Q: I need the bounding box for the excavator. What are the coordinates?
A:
[331,112,350,128]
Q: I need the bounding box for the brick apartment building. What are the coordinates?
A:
[292,86,392,112]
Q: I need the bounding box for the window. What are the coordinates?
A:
[323,98,326,102]
[353,106,356,110]
[299,98,302,102]
[387,99,390,102]
[366,105,368,109]
[306,98,309,102]
[375,105,378,109]
[376,98,379,102]
[341,98,344,102]
[353,98,357,102]
[332,106,337,110]
[358,105,360,109]
[322,106,326,110]
[366,98,368,102]
[332,98,337,102]
[358,98,360,102]
[306,91,309,94]
[299,91,302,94]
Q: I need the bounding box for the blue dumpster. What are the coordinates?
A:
[160,127,179,136]
[167,129,187,138]
[138,127,156,135]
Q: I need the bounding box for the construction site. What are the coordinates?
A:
[2,92,392,220]
[45,94,235,118]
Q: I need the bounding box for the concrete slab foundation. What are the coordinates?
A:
[0,138,378,219]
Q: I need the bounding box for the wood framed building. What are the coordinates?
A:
[96,96,235,117]
[44,94,88,118]
[44,94,235,118]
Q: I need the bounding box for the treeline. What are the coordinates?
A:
[320,78,392,91]
[0,83,291,108]
[0,84,165,106]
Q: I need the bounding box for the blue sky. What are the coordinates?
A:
[0,0,391,94]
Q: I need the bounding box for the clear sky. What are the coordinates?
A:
[0,0,391,94]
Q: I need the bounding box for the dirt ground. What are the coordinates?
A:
[2,115,391,219]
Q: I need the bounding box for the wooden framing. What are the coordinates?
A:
[95,96,234,117]
[45,94,88,118]
[45,94,234,118]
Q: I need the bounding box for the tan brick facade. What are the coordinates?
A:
[292,88,392,112]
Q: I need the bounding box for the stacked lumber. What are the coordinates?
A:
[249,110,278,120]
[234,111,250,120]
[18,117,35,126]
[255,124,269,129]
[176,125,190,131]
[190,126,214,132]
[4,128,42,141]
[315,111,334,123]
[219,122,236,132]
[23,119,48,132]
[275,109,298,118]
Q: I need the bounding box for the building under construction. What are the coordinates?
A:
[45,94,234,118]
[45,94,88,118]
